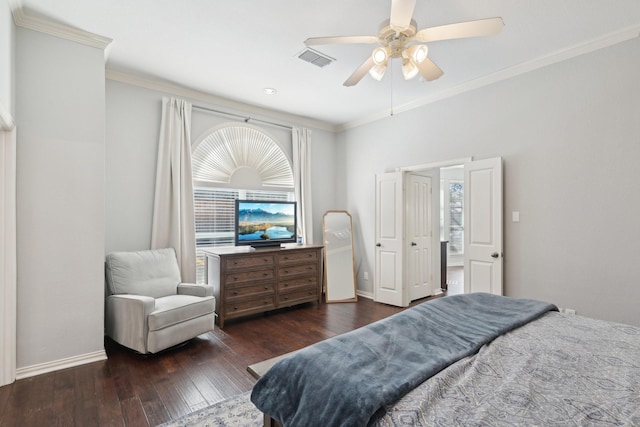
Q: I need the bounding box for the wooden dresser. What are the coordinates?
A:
[204,245,323,328]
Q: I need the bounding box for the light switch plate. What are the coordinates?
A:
[512,211,520,222]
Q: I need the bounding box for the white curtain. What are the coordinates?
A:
[292,128,313,244]
[151,98,196,283]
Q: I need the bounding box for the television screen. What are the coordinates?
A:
[235,200,297,248]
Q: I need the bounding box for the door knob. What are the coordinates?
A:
[491,252,500,258]
[411,242,417,246]
[376,243,381,247]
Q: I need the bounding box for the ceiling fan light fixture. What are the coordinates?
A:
[369,63,388,81]
[372,46,390,65]
[304,1,504,88]
[402,58,419,80]
[407,44,428,63]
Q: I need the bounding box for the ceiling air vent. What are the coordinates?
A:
[297,48,335,68]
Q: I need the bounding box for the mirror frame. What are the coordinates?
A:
[323,210,358,303]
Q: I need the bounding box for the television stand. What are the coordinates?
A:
[204,245,323,328]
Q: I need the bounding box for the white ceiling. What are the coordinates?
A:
[17,0,640,128]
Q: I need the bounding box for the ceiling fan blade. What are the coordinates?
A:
[343,56,376,87]
[305,35,379,46]
[417,57,444,81]
[390,0,416,31]
[415,17,504,43]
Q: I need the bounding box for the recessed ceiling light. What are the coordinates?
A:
[263,88,277,95]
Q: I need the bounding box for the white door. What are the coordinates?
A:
[406,173,434,301]
[464,157,503,295]
[374,172,407,306]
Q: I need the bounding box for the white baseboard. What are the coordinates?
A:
[357,289,444,301]
[357,290,374,300]
[15,350,107,380]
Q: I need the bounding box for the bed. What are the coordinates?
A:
[250,293,640,426]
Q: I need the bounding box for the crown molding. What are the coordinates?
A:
[106,69,338,133]
[9,0,111,50]
[9,0,637,132]
[337,24,640,132]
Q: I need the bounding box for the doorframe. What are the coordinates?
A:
[398,157,472,297]
[0,105,17,387]
[397,157,473,173]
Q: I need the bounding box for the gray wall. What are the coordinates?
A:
[340,38,640,326]
[105,79,338,254]
[15,28,106,367]
[105,81,162,253]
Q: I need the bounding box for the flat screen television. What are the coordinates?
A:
[235,200,297,248]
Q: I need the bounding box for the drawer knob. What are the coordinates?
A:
[233,306,238,310]
[284,270,289,274]
[233,291,238,295]
[284,283,289,287]
[284,296,289,300]
[264,286,269,290]
[264,301,269,305]
[263,273,268,276]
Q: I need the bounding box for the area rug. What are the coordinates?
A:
[159,391,262,427]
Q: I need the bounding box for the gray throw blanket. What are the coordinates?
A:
[250,293,557,427]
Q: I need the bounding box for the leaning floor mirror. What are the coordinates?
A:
[323,210,357,303]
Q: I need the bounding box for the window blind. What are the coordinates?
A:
[194,187,294,283]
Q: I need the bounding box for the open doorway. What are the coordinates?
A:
[440,165,464,295]
[375,157,503,306]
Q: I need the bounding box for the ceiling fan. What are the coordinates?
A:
[304,0,504,86]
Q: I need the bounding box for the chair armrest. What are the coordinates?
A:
[106,294,155,353]
[178,283,214,297]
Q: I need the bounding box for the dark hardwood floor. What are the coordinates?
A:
[0,296,443,427]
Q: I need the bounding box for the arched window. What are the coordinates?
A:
[192,124,294,282]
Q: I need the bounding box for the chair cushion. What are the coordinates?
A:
[106,248,181,298]
[148,295,215,332]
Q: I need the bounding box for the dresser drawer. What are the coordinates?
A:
[225,296,275,318]
[226,282,275,300]
[225,254,275,271]
[225,268,275,284]
[279,263,317,278]
[279,288,318,308]
[279,276,318,292]
[278,250,319,266]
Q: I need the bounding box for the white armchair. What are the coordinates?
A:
[105,248,216,353]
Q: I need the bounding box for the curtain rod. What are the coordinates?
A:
[192,105,293,131]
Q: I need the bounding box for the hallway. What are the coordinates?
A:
[446,266,464,295]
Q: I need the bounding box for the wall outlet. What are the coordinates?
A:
[363,272,369,281]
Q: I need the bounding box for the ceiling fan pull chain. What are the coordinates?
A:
[390,64,395,117]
